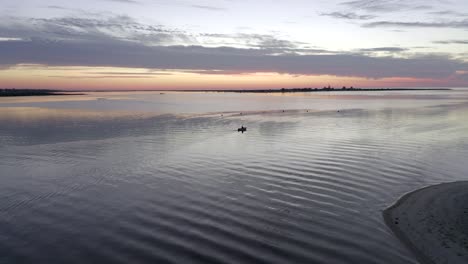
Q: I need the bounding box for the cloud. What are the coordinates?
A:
[46,5,69,10]
[1,38,466,80]
[0,15,193,45]
[427,10,468,16]
[433,40,468,44]
[234,33,303,50]
[104,0,139,3]
[2,15,319,52]
[0,37,23,41]
[89,71,172,76]
[191,5,226,11]
[198,33,328,54]
[180,70,249,75]
[48,75,152,79]
[342,0,401,12]
[358,47,408,52]
[0,14,467,81]
[320,12,376,20]
[363,19,468,28]
[341,0,434,13]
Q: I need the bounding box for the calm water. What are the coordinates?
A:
[1,90,468,264]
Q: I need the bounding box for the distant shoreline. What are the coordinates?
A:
[384,182,468,264]
[0,87,452,96]
[0,89,84,97]
[91,87,452,93]
[216,87,452,93]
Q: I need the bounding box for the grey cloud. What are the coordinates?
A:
[46,5,68,10]
[342,0,406,12]
[342,0,402,12]
[0,16,193,45]
[428,10,468,16]
[412,5,434,11]
[359,47,408,52]
[48,75,152,79]
[363,19,468,28]
[1,39,466,80]
[191,5,226,11]
[458,73,468,81]
[434,40,468,44]
[239,34,298,49]
[4,16,318,51]
[341,0,435,13]
[320,12,376,20]
[183,70,249,75]
[88,71,173,76]
[0,14,467,80]
[198,33,326,54]
[451,70,468,81]
[104,0,139,3]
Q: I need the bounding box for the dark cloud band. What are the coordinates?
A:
[1,39,466,79]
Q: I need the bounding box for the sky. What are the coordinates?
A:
[1,0,468,90]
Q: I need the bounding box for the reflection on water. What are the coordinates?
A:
[1,90,468,264]
[1,89,468,114]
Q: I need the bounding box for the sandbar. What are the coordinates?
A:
[384,182,468,264]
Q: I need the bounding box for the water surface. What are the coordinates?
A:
[1,90,468,264]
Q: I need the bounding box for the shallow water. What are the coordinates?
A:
[1,90,468,264]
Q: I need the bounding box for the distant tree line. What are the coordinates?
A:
[231,87,449,93]
[0,89,62,97]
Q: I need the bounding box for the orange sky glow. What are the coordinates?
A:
[0,65,463,90]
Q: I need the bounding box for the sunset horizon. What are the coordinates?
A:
[1,0,468,90]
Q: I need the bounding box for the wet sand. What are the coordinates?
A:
[384,182,468,264]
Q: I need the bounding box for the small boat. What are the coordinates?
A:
[237,126,247,133]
